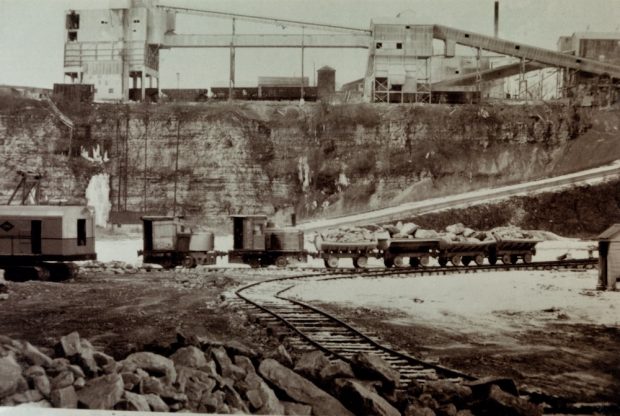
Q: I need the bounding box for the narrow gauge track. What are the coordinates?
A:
[235,258,597,389]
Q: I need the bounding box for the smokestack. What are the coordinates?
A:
[494,1,499,38]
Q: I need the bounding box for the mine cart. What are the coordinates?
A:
[314,236,388,269]
[488,236,540,265]
[228,215,307,268]
[139,216,216,269]
[437,240,494,267]
[0,205,96,280]
[383,238,441,268]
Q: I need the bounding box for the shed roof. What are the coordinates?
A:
[598,224,620,240]
[0,205,91,218]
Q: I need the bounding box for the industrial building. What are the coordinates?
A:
[61,0,620,104]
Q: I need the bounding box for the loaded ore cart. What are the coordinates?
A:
[0,206,97,280]
[228,215,307,268]
[488,235,540,265]
[139,216,216,269]
[437,239,494,266]
[383,238,441,268]
[314,236,389,269]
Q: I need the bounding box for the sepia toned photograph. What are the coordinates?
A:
[0,0,619,414]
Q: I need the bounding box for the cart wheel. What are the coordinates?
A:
[523,253,533,264]
[182,256,196,268]
[419,255,430,267]
[162,259,175,269]
[383,257,394,268]
[501,254,511,264]
[409,257,420,267]
[275,256,288,268]
[474,254,485,266]
[326,256,339,269]
[462,256,471,266]
[394,256,405,267]
[451,255,462,266]
[249,259,261,269]
[353,256,368,269]
[510,255,519,264]
[438,257,448,267]
[35,266,51,281]
[488,254,497,265]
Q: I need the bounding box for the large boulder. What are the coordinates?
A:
[170,346,208,368]
[294,350,330,380]
[465,376,519,397]
[351,352,400,389]
[120,352,177,383]
[57,332,81,357]
[22,342,53,367]
[483,385,542,416]
[423,380,472,405]
[319,360,355,382]
[77,373,124,409]
[243,371,285,415]
[211,346,246,380]
[334,378,400,416]
[120,391,151,412]
[258,358,353,416]
[282,400,313,415]
[50,385,78,408]
[0,355,27,399]
[144,393,169,412]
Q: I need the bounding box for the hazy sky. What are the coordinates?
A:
[1,0,619,89]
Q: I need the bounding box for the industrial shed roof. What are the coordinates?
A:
[598,224,620,240]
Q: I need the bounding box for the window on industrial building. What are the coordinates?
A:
[68,31,78,41]
[396,42,403,49]
[376,42,383,49]
[108,88,114,94]
[101,20,108,24]
[133,19,140,23]
[77,219,86,246]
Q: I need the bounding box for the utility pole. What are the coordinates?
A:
[301,26,305,100]
[229,18,236,100]
[173,118,181,216]
[143,115,148,214]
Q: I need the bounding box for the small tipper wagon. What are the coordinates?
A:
[436,240,495,266]
[383,238,440,267]
[488,235,540,264]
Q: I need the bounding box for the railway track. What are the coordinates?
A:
[235,258,598,390]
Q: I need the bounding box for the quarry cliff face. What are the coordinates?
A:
[1,97,619,227]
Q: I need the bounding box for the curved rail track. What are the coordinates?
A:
[235,258,598,389]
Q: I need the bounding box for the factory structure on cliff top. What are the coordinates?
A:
[61,0,620,104]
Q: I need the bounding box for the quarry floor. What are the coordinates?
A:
[0,244,618,407]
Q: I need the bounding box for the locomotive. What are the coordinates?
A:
[137,213,539,269]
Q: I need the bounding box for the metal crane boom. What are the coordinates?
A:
[157,5,372,34]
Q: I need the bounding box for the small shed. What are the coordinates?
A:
[597,224,620,290]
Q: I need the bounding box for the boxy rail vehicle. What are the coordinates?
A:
[0,205,97,280]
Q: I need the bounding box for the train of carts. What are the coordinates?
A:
[138,214,540,269]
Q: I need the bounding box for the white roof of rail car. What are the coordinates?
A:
[0,205,93,217]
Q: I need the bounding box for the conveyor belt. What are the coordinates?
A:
[433,25,620,79]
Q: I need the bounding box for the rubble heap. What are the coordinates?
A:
[321,226,377,243]
[0,332,543,415]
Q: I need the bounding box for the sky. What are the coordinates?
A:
[1,0,619,89]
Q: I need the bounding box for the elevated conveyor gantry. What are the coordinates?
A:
[433,25,620,79]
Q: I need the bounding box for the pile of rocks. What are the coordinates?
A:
[321,226,377,243]
[0,332,543,415]
[491,226,535,240]
[78,261,162,275]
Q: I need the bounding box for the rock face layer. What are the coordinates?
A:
[1,98,619,228]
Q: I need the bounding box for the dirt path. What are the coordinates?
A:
[0,270,278,359]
